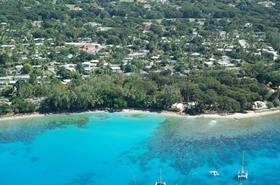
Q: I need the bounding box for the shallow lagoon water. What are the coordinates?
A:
[0,112,279,185]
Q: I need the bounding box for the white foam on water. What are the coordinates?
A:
[208,120,217,126]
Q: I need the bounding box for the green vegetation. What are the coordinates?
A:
[1,69,279,115]
[0,0,279,115]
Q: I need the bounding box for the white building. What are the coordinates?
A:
[15,65,23,73]
[171,103,186,112]
[110,65,122,73]
[253,101,267,110]
[0,75,30,85]
[62,64,76,72]
[82,61,98,73]
[218,56,235,67]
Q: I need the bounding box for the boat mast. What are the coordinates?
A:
[160,169,162,182]
[241,151,245,172]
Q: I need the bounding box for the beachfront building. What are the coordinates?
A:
[171,103,186,112]
[253,101,267,110]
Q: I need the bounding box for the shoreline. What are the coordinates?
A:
[0,108,279,121]
[121,108,280,119]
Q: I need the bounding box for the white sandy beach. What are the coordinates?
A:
[0,108,279,121]
[0,112,47,121]
[195,109,280,119]
[122,108,280,119]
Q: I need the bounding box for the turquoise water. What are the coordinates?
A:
[0,112,279,185]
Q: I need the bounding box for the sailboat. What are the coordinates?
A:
[237,151,248,179]
[155,169,166,185]
[209,170,220,176]
[209,156,219,176]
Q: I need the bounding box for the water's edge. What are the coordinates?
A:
[0,112,279,185]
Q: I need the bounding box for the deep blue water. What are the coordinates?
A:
[0,112,279,185]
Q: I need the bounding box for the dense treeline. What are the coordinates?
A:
[1,0,279,41]
[1,68,279,115]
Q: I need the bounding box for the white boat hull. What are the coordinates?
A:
[155,182,167,185]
